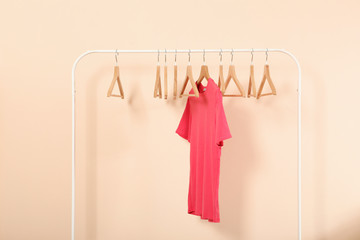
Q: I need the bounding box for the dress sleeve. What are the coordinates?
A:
[176,98,192,142]
[215,90,232,146]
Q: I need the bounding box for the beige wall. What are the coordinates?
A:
[1,0,360,240]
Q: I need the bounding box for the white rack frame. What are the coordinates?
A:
[71,48,302,240]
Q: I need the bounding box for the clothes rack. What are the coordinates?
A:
[71,48,302,240]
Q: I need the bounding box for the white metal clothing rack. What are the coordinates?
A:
[71,48,302,240]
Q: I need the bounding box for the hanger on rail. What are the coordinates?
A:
[247,49,257,98]
[257,49,277,99]
[107,49,124,98]
[163,49,168,99]
[218,49,225,94]
[180,50,200,98]
[196,49,211,86]
[173,49,178,99]
[153,49,162,98]
[223,49,245,97]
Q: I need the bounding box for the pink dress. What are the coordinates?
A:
[176,78,232,222]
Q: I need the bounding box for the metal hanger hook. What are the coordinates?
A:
[115,49,119,65]
[188,49,191,63]
[174,49,177,63]
[164,48,167,64]
[203,49,206,63]
[231,48,234,63]
[265,48,269,63]
[157,49,160,63]
[251,48,254,63]
[219,48,223,63]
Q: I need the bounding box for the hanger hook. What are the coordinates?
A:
[157,49,160,63]
[188,49,191,63]
[203,49,205,63]
[174,49,177,63]
[251,48,254,64]
[219,48,223,63]
[265,48,269,63]
[115,49,119,65]
[231,48,234,63]
[164,48,167,64]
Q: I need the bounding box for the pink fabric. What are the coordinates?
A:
[176,78,232,222]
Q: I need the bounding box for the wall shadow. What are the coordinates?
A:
[84,65,147,240]
[126,70,149,124]
[318,215,360,240]
[308,66,328,240]
[84,66,112,240]
[212,100,258,240]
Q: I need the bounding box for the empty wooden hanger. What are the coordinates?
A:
[153,50,162,98]
[173,49,178,99]
[179,50,200,98]
[217,49,225,94]
[107,50,124,98]
[223,49,245,97]
[196,49,211,86]
[163,49,168,99]
[257,49,276,99]
[247,49,257,98]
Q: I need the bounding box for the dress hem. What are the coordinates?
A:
[188,210,220,223]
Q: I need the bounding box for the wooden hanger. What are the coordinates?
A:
[173,50,178,99]
[223,50,245,97]
[153,64,162,98]
[217,49,225,94]
[153,50,162,98]
[256,50,276,99]
[107,50,124,98]
[218,64,225,94]
[247,50,257,98]
[163,49,168,99]
[179,50,200,98]
[196,64,211,84]
[256,64,276,98]
[196,50,211,85]
[164,64,168,99]
[247,64,257,97]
